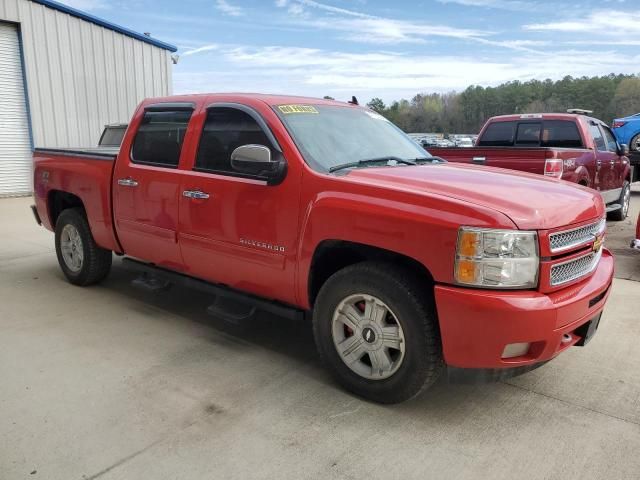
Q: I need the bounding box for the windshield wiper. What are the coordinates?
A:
[329,156,417,173]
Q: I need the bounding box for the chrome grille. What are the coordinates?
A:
[550,248,602,286]
[549,218,605,253]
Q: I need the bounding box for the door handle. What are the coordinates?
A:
[472,156,486,164]
[117,178,138,187]
[609,161,615,166]
[183,190,210,200]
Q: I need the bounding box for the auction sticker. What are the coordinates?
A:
[278,105,319,114]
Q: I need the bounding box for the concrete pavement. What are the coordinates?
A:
[1,196,639,480]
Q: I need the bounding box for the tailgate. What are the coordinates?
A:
[428,147,548,175]
[427,147,489,165]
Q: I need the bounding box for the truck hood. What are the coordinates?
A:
[345,163,604,230]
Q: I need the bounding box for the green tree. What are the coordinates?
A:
[366,97,386,113]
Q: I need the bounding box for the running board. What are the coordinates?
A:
[122,258,305,322]
[605,203,621,213]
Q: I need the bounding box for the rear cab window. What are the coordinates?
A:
[478,118,584,148]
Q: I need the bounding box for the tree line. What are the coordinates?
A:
[365,74,640,134]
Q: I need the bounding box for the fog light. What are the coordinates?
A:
[502,342,531,359]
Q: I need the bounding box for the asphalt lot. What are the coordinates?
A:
[1,192,639,480]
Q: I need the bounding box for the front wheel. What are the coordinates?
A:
[55,208,112,286]
[608,181,631,221]
[630,133,640,153]
[312,262,443,404]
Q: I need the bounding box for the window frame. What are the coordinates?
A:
[589,122,607,152]
[130,102,196,169]
[514,121,542,146]
[192,103,283,180]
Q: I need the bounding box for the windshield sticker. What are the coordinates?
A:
[278,105,319,114]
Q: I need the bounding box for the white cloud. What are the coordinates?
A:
[215,0,244,17]
[182,44,219,56]
[274,0,493,45]
[524,10,640,37]
[174,43,640,102]
[437,0,537,11]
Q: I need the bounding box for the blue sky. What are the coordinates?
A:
[63,0,639,103]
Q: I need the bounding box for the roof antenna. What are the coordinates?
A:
[348,96,359,105]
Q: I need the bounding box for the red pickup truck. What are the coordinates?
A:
[428,113,632,221]
[32,94,613,403]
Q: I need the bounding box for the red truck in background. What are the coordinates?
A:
[428,113,632,221]
[32,94,613,403]
[632,212,640,250]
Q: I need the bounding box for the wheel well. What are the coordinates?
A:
[308,240,434,307]
[578,179,589,187]
[48,191,84,227]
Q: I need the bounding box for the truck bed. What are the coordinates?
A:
[34,147,119,159]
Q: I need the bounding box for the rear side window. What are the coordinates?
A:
[589,124,606,151]
[195,107,272,173]
[540,121,583,148]
[100,126,126,147]
[477,121,516,146]
[131,110,192,167]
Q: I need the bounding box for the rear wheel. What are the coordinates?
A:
[630,133,640,153]
[608,181,631,221]
[55,208,112,285]
[312,262,443,404]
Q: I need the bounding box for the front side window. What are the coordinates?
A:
[131,110,192,167]
[275,105,429,172]
[195,108,272,173]
[589,124,606,151]
[601,126,619,153]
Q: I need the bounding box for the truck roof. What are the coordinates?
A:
[488,112,605,125]
[140,93,357,108]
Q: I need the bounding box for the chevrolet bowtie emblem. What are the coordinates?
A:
[592,235,604,253]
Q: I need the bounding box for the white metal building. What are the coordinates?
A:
[0,0,176,196]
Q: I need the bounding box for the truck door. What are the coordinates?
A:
[112,103,195,270]
[177,103,302,305]
[601,124,625,189]
[588,122,615,196]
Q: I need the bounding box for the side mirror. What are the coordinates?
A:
[619,144,630,156]
[230,144,286,185]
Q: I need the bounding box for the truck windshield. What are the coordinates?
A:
[275,104,431,172]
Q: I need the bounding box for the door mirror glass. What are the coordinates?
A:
[231,144,286,184]
[619,143,629,156]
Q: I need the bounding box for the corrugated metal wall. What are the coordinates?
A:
[0,0,173,149]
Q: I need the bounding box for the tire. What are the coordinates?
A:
[312,261,443,404]
[607,181,631,221]
[55,208,112,286]
[630,133,640,153]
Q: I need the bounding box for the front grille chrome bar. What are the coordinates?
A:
[550,247,603,286]
[549,218,606,254]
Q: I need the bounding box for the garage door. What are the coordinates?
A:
[0,23,32,197]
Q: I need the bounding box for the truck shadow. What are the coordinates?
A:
[97,258,511,411]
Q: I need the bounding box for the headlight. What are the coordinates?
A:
[455,227,539,288]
